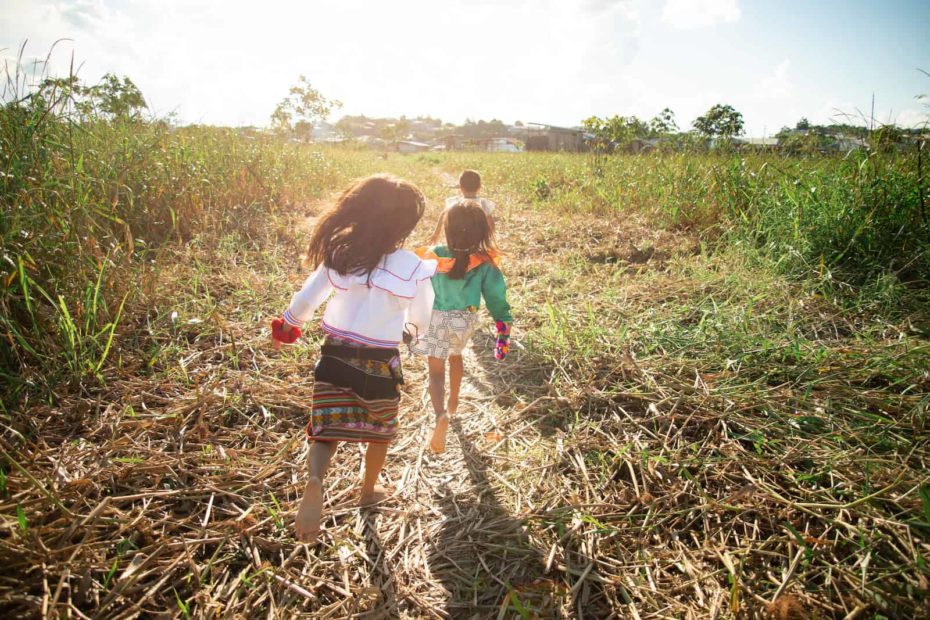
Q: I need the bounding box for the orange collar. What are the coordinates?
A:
[416,246,501,274]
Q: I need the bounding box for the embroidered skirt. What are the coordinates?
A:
[308,336,403,444]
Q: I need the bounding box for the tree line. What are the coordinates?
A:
[13,71,923,153]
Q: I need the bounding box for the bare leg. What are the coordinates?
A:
[427,356,449,453]
[295,440,338,543]
[360,442,390,505]
[427,356,446,418]
[448,354,464,415]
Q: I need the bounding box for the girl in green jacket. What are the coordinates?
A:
[413,200,513,452]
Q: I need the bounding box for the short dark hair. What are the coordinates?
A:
[459,169,481,193]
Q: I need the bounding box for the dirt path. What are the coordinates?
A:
[304,168,570,616]
[256,165,589,616]
[305,165,671,617]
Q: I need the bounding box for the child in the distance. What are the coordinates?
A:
[271,174,437,543]
[414,201,512,452]
[429,169,496,243]
[445,169,495,215]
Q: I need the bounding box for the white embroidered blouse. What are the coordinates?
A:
[282,249,437,348]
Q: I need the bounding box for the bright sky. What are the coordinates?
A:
[2,0,928,135]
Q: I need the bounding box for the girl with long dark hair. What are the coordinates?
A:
[272,174,437,543]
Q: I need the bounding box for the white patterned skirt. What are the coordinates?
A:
[410,309,479,359]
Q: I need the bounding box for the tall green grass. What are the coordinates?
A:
[3,68,927,410]
[0,79,364,406]
[437,149,930,288]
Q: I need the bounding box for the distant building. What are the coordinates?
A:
[628,138,658,154]
[471,137,523,153]
[439,134,466,151]
[396,140,431,154]
[829,135,867,152]
[733,137,780,151]
[524,124,588,152]
[408,118,441,139]
[311,122,338,142]
[357,135,387,149]
[488,137,522,153]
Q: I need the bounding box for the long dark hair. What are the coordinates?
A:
[306,174,426,276]
[444,200,498,280]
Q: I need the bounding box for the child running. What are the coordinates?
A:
[414,200,513,453]
[444,169,495,215]
[429,169,496,243]
[271,174,437,543]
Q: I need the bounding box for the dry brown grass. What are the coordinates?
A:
[2,160,929,619]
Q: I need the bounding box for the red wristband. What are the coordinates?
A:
[271,317,302,344]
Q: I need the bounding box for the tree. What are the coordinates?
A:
[379,123,400,144]
[334,116,360,139]
[90,74,146,119]
[649,108,678,135]
[581,114,649,150]
[460,118,508,140]
[54,73,147,121]
[795,117,811,131]
[692,104,745,139]
[271,76,342,141]
[395,117,410,140]
[31,75,79,113]
[25,73,147,121]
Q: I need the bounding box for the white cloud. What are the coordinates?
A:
[892,108,928,129]
[661,0,740,29]
[755,59,793,99]
[812,98,929,130]
[57,0,107,31]
[578,1,641,77]
[583,0,640,19]
[815,99,858,126]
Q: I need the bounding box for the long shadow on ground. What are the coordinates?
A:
[359,511,401,619]
[464,327,571,439]
[428,417,568,618]
[452,328,629,617]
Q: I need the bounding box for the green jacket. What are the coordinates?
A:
[428,246,512,323]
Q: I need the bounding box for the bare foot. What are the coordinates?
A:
[430,414,449,453]
[295,477,322,543]
[359,483,390,506]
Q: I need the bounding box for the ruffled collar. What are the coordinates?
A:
[327,249,437,299]
[415,246,500,274]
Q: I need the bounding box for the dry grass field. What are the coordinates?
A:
[2,129,929,618]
